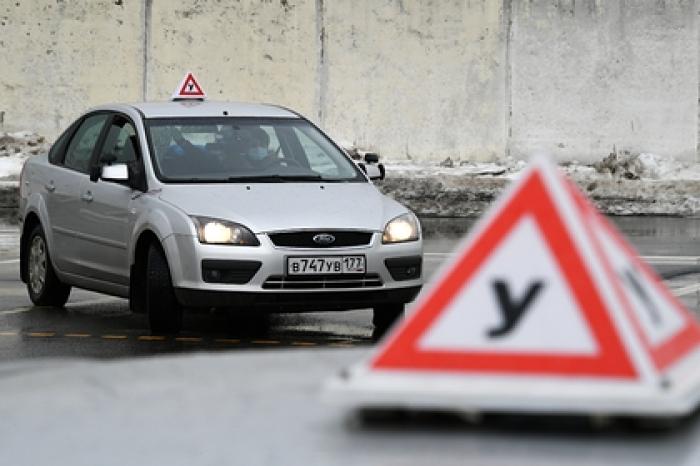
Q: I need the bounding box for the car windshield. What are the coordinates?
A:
[146,117,365,183]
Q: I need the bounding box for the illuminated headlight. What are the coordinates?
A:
[191,217,260,246]
[382,213,420,244]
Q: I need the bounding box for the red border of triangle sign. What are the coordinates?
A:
[172,72,206,100]
[371,161,700,380]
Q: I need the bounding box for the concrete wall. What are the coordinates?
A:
[321,1,506,161]
[147,0,318,118]
[0,1,144,136]
[0,0,697,163]
[509,0,699,163]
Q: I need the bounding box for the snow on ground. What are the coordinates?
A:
[383,152,700,182]
[0,131,50,181]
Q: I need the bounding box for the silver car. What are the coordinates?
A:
[19,101,423,335]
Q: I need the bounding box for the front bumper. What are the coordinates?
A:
[162,231,423,310]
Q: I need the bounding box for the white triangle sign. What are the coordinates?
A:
[419,215,598,356]
[171,72,206,100]
[327,158,700,417]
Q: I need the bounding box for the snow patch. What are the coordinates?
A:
[0,131,50,181]
[382,152,700,182]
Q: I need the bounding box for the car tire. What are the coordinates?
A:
[372,303,405,341]
[146,244,183,334]
[25,224,71,307]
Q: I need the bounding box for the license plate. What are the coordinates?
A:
[287,256,366,275]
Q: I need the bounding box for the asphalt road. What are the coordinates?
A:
[1,217,700,466]
[0,216,698,360]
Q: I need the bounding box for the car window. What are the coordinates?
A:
[99,117,139,165]
[260,126,287,158]
[48,120,80,165]
[63,114,109,173]
[146,118,364,183]
[293,127,345,178]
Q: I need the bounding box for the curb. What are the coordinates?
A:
[380,175,700,217]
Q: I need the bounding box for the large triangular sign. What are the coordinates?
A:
[327,158,700,417]
[172,72,206,100]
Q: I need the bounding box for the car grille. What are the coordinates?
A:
[268,230,374,248]
[262,273,383,290]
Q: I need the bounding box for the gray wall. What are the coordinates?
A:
[509,1,698,162]
[0,0,697,163]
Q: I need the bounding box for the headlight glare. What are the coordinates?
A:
[192,217,259,246]
[382,213,420,244]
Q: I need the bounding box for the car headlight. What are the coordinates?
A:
[191,216,260,246]
[382,213,420,244]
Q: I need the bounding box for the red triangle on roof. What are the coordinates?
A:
[172,72,206,100]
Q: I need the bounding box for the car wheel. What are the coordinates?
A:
[372,303,405,341]
[25,224,71,307]
[146,244,183,334]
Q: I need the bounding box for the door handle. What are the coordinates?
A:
[44,182,55,192]
[81,191,93,203]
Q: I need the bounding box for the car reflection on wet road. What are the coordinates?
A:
[0,216,698,360]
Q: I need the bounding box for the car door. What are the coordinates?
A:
[77,114,142,285]
[47,113,110,276]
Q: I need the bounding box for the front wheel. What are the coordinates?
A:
[372,303,405,341]
[25,224,71,307]
[146,244,183,334]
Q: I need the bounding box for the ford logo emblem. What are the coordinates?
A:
[313,233,336,246]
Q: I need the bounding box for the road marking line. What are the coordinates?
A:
[28,332,55,337]
[643,256,700,264]
[252,340,280,345]
[175,337,202,342]
[0,258,19,264]
[0,331,18,336]
[138,335,166,341]
[291,341,316,346]
[215,338,240,344]
[102,335,128,340]
[0,307,31,316]
[64,333,91,338]
[672,283,700,297]
[328,343,354,348]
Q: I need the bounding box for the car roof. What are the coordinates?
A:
[94,101,300,119]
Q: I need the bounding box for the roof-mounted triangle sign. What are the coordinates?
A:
[172,72,206,100]
[326,157,700,418]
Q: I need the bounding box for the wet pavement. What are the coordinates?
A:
[0,216,698,361]
[1,217,700,466]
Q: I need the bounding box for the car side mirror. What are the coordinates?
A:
[127,160,148,192]
[364,152,379,164]
[358,162,385,181]
[101,163,129,182]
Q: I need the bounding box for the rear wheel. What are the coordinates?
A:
[146,244,183,334]
[25,224,71,307]
[372,303,405,341]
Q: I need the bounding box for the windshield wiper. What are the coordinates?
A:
[226,174,324,183]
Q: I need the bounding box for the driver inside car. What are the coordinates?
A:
[245,127,274,168]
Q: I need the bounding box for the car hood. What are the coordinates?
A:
[158,182,406,233]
